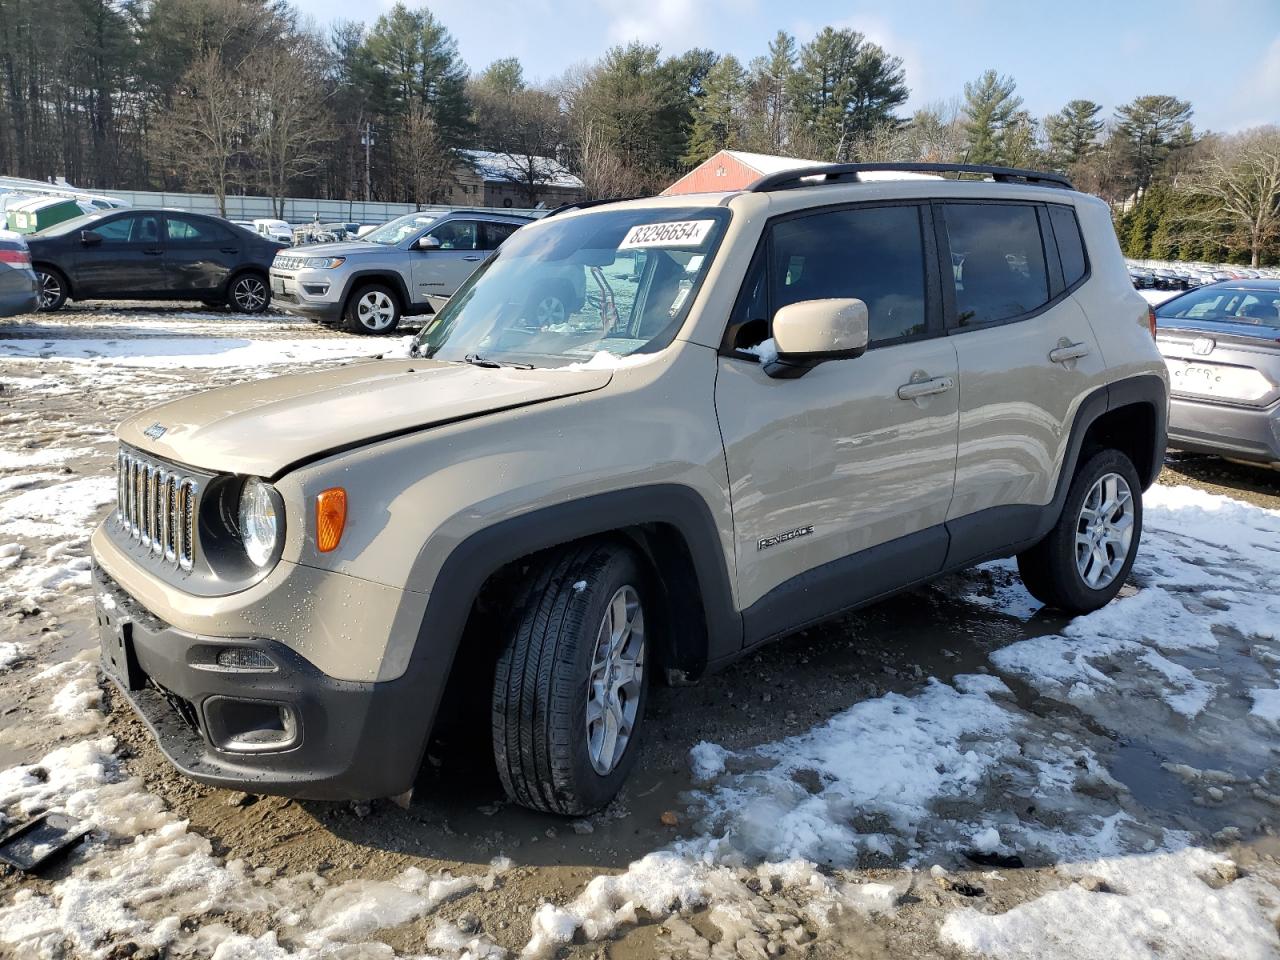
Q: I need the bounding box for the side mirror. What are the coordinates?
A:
[417,235,441,251]
[766,298,869,379]
[80,230,102,247]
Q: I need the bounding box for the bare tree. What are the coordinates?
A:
[153,52,246,215]
[471,85,568,205]
[397,101,454,205]
[1182,126,1280,267]
[247,37,331,217]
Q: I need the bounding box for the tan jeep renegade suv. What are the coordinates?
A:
[92,163,1168,814]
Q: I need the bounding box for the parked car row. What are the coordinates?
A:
[1128,260,1280,291]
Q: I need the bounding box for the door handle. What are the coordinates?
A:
[220,247,239,254]
[142,248,163,256]
[462,255,482,262]
[897,375,955,400]
[1049,340,1090,364]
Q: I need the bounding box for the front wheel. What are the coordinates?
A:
[1017,448,1143,614]
[35,267,67,311]
[493,542,650,815]
[344,284,401,334]
[227,273,270,314]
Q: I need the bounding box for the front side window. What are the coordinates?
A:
[92,216,140,243]
[428,220,480,250]
[769,205,929,346]
[413,206,729,367]
[945,203,1049,326]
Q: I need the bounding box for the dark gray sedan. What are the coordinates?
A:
[1155,280,1280,469]
[0,230,38,316]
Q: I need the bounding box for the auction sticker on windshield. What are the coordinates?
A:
[619,220,715,249]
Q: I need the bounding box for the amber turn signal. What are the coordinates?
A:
[315,488,347,553]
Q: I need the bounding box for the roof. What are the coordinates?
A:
[721,150,821,175]
[458,150,584,189]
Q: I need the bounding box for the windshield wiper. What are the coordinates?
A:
[463,353,533,370]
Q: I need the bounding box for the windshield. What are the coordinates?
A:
[1157,286,1280,325]
[363,212,438,246]
[412,206,730,367]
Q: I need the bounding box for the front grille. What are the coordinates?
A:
[116,448,199,571]
[274,256,305,271]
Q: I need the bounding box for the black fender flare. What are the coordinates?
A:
[389,484,741,776]
[338,270,414,316]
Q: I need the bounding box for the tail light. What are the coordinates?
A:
[0,249,31,267]
[1147,305,1157,340]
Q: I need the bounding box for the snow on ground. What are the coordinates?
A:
[521,482,1280,959]
[0,309,1276,958]
[1139,289,1180,306]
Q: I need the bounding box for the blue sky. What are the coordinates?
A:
[292,0,1280,132]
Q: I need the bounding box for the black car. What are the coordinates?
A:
[26,209,286,313]
[0,231,38,317]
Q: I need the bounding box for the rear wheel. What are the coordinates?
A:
[492,541,650,815]
[227,273,270,314]
[1017,448,1143,614]
[35,267,67,311]
[344,284,401,334]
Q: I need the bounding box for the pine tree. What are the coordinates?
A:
[683,55,748,165]
[962,70,1022,165]
[744,31,798,154]
[1045,99,1103,171]
[1114,95,1194,194]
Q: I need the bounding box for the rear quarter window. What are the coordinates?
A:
[1047,204,1088,288]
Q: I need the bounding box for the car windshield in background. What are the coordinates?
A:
[412,207,730,367]
[1157,285,1280,325]
[363,213,437,245]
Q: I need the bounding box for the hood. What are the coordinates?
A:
[118,360,612,477]
[282,240,375,258]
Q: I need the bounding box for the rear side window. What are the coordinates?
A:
[482,222,519,249]
[1047,204,1087,288]
[770,205,928,345]
[166,217,229,243]
[944,203,1049,326]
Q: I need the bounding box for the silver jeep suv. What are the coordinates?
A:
[270,209,532,334]
[93,163,1168,814]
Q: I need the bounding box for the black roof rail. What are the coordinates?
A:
[747,162,1074,193]
[541,197,642,219]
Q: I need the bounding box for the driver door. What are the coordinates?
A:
[75,213,169,297]
[412,219,484,307]
[714,202,959,643]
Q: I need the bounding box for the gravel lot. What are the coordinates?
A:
[0,304,1276,959]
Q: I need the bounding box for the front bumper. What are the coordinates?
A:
[1167,394,1280,465]
[94,566,433,800]
[269,269,344,323]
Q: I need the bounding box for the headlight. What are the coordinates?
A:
[303,256,345,269]
[238,478,279,567]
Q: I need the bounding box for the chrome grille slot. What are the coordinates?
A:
[115,447,200,572]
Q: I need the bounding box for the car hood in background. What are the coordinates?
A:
[117,360,612,477]
[276,240,379,259]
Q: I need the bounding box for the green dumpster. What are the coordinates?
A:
[5,196,86,234]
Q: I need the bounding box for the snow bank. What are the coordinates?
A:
[0,337,403,369]
[941,847,1279,960]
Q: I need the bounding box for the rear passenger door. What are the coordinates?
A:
[715,202,959,642]
[163,215,237,296]
[939,200,1108,564]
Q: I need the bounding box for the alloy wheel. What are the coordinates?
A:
[232,276,267,313]
[586,585,645,776]
[1075,472,1135,590]
[534,295,567,327]
[356,291,396,331]
[37,271,61,310]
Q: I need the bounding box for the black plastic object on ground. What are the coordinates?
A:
[0,811,89,872]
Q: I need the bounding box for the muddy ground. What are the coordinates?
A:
[0,303,1276,959]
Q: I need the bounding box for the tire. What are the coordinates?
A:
[35,266,68,311]
[493,541,651,815]
[344,284,401,334]
[1017,448,1143,614]
[523,280,575,328]
[227,272,270,314]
